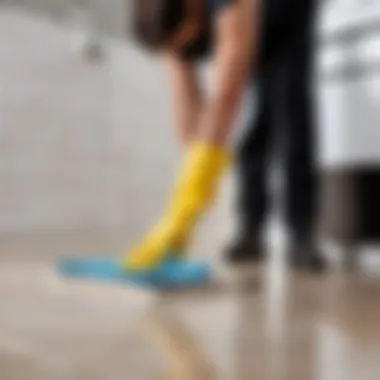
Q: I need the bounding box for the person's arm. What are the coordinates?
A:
[200,0,259,145]
[163,55,202,146]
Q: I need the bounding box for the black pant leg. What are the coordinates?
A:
[280,1,318,239]
[235,0,287,235]
[237,78,273,234]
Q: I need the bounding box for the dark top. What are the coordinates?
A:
[208,0,232,16]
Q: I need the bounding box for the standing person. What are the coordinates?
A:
[225,0,326,272]
[122,0,260,275]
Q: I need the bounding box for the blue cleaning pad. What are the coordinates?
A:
[57,256,211,288]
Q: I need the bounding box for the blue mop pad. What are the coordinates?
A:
[57,256,211,288]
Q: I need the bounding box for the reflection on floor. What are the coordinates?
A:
[0,235,379,380]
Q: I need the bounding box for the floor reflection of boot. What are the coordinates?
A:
[141,313,217,380]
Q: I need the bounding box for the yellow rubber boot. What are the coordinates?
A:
[121,143,230,272]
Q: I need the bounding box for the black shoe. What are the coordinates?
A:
[288,240,327,273]
[224,233,265,265]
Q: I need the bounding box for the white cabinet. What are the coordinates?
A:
[317,1,380,252]
[317,0,380,168]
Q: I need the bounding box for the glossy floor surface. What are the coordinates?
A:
[1,3,380,380]
[0,235,379,380]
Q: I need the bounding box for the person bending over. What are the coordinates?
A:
[122,0,259,272]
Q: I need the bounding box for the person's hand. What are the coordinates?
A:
[122,143,229,272]
[122,219,178,272]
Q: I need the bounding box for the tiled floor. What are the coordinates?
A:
[0,236,379,380]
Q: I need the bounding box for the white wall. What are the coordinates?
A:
[4,0,128,38]
[0,7,182,234]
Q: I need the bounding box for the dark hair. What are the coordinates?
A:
[132,0,211,60]
[132,0,186,49]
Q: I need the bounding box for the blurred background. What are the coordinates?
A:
[0,0,379,379]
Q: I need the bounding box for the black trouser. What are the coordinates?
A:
[237,0,317,240]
